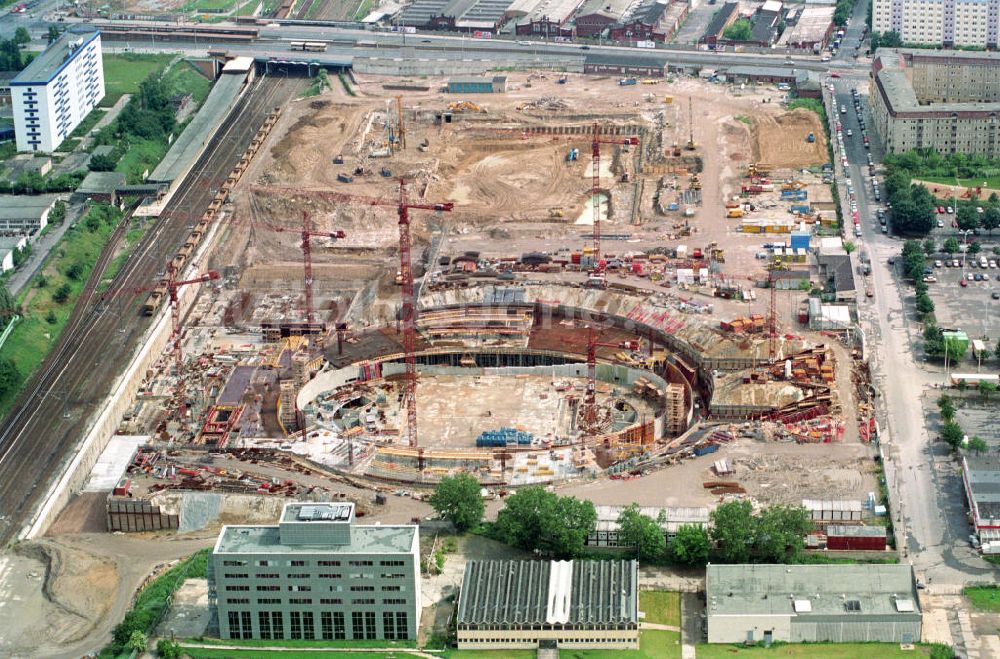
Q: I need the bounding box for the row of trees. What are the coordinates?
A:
[885,147,1000,183]
[0,29,33,73]
[1,170,87,195]
[428,475,814,565]
[870,31,903,51]
[113,77,177,143]
[901,240,935,316]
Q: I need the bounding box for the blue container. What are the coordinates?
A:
[693,443,720,456]
[790,231,811,250]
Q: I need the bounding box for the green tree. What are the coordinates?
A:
[871,30,902,50]
[995,339,1000,361]
[617,504,666,562]
[49,200,66,225]
[979,380,998,400]
[925,323,945,358]
[493,487,596,558]
[13,27,30,46]
[710,500,754,563]
[957,205,980,231]
[66,262,84,281]
[843,240,856,254]
[943,237,960,254]
[968,436,989,455]
[723,18,753,41]
[0,357,22,399]
[923,238,936,255]
[915,293,935,315]
[52,283,71,304]
[941,421,965,449]
[937,394,956,421]
[45,310,56,325]
[969,241,982,255]
[156,639,182,659]
[429,473,484,533]
[668,524,710,567]
[47,26,60,44]
[982,207,1000,234]
[88,152,117,172]
[753,504,812,562]
[127,630,147,653]
[957,378,969,392]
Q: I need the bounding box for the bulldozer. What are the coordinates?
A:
[689,174,702,190]
[448,101,486,113]
[548,208,564,218]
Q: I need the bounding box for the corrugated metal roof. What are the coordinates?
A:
[457,559,638,626]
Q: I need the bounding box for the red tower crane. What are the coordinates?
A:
[580,326,623,437]
[247,180,454,448]
[103,269,221,418]
[589,124,639,272]
[246,192,347,328]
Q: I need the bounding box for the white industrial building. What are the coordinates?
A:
[707,564,922,645]
[11,31,104,153]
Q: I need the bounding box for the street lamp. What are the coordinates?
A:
[960,229,973,276]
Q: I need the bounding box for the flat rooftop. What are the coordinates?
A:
[215,522,416,554]
[707,564,920,617]
[874,48,1000,115]
[0,193,59,218]
[964,455,1000,520]
[12,31,99,86]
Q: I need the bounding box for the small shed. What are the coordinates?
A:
[76,171,127,204]
[826,525,887,551]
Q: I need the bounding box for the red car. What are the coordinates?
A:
[952,220,959,228]
[831,72,842,78]
[960,279,968,287]
[937,206,945,214]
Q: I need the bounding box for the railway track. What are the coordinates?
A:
[0,75,301,545]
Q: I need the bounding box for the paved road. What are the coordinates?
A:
[828,79,1000,595]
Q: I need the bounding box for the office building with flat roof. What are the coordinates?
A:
[11,31,103,153]
[870,49,1000,159]
[456,559,639,650]
[706,564,922,644]
[210,502,420,641]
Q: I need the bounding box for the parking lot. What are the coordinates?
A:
[920,256,1000,339]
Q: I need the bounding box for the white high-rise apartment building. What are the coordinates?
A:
[872,0,1000,48]
[11,31,104,153]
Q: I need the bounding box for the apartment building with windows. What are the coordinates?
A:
[872,0,1000,48]
[870,48,1000,158]
[11,30,104,153]
[210,502,420,641]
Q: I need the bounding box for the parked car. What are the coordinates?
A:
[947,206,954,214]
[937,206,945,214]
[937,220,944,228]
[961,278,969,287]
[934,260,943,267]
[923,275,938,283]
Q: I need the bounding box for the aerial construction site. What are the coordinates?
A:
[2,66,888,654]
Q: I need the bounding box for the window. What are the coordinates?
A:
[350,585,374,592]
[334,611,346,639]
[226,585,249,592]
[257,585,280,592]
[382,585,402,592]
[271,611,285,638]
[288,585,312,592]
[302,611,315,640]
[223,560,247,566]
[352,598,376,605]
[288,573,310,579]
[318,560,341,566]
[227,611,242,639]
[382,573,406,579]
[364,611,377,639]
[395,612,409,639]
[383,611,397,639]
[259,611,272,640]
[380,560,405,566]
[258,598,281,604]
[384,598,407,605]
[318,573,342,579]
[320,598,342,604]
[257,560,272,567]
[290,611,302,639]
[290,560,307,567]
[227,598,250,604]
[290,597,312,604]
[322,611,334,640]
[348,560,373,566]
[224,573,248,579]
[256,573,279,579]
[352,612,365,640]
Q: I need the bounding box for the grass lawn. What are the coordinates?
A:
[69,108,107,139]
[116,136,170,184]
[562,630,681,659]
[0,205,122,419]
[696,643,941,658]
[184,651,424,659]
[101,53,174,106]
[164,61,213,105]
[182,0,237,11]
[958,176,1000,190]
[964,585,1000,612]
[189,639,417,649]
[442,651,536,659]
[640,591,681,627]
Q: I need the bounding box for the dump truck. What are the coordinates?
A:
[337,173,354,183]
[727,208,745,218]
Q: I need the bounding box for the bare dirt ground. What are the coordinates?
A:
[752,108,829,168]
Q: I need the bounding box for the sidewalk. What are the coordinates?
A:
[6,202,83,297]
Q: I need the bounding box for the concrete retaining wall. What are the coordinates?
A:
[354,56,583,76]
